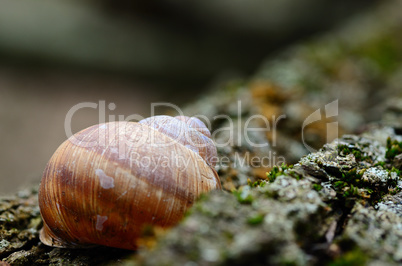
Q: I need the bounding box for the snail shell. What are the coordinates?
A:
[38,116,220,250]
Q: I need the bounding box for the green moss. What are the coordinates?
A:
[247,213,265,225]
[334,181,348,189]
[248,179,267,188]
[385,137,402,160]
[312,184,323,191]
[333,168,364,188]
[266,164,295,182]
[389,187,401,195]
[333,165,393,204]
[331,162,401,204]
[337,145,371,162]
[329,247,368,266]
[197,193,210,202]
[331,143,402,204]
[343,184,360,198]
[303,31,401,81]
[352,34,401,75]
[233,187,254,204]
[374,161,386,168]
[332,169,370,203]
[287,170,303,181]
[267,166,281,182]
[341,168,364,183]
[389,167,401,176]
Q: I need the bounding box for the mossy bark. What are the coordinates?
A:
[2,1,402,265]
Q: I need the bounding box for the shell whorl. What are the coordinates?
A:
[139,116,217,167]
[38,116,220,250]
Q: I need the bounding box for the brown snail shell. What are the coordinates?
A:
[38,116,220,250]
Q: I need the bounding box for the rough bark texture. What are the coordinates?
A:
[1,1,402,265]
